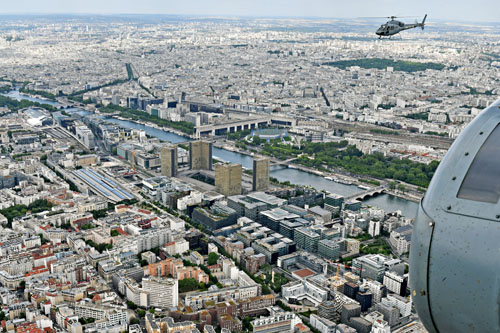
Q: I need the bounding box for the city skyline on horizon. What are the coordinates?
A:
[2,0,500,23]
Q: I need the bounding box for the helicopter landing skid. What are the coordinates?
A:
[379,34,402,40]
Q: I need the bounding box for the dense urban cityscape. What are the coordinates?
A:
[0,13,498,333]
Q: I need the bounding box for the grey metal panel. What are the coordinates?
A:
[409,203,437,333]
[428,212,500,332]
[425,98,500,221]
[411,98,500,332]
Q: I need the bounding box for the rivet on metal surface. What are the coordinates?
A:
[479,131,484,135]
[428,221,434,227]
[496,215,500,219]
[452,177,456,181]
[447,206,451,210]
[465,152,469,156]
[413,290,417,297]
[420,290,426,296]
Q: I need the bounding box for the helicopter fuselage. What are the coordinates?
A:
[376,15,426,38]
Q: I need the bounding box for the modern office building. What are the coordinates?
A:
[281,280,329,306]
[341,303,361,325]
[227,195,268,221]
[252,157,270,191]
[317,239,341,260]
[246,192,287,209]
[75,124,96,149]
[142,276,179,309]
[160,145,178,177]
[344,200,362,212]
[356,290,373,312]
[374,302,400,327]
[343,282,359,300]
[383,271,408,297]
[349,317,372,333]
[189,140,212,170]
[192,202,238,231]
[368,220,381,237]
[215,163,242,197]
[308,206,331,222]
[251,236,296,264]
[324,194,344,213]
[294,227,320,253]
[360,279,387,304]
[252,312,299,333]
[380,294,412,317]
[352,254,404,282]
[259,207,300,233]
[310,314,337,333]
[318,301,337,322]
[321,226,343,240]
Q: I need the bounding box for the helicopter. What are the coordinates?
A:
[375,14,427,38]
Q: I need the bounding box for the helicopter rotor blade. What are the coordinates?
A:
[357,16,419,19]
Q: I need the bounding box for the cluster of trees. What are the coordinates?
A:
[404,112,429,121]
[178,278,207,293]
[227,129,251,140]
[323,58,445,72]
[90,209,107,219]
[359,178,381,186]
[85,240,112,253]
[298,149,438,187]
[360,238,393,256]
[107,198,138,211]
[261,139,438,187]
[179,258,222,290]
[242,317,253,332]
[276,300,291,311]
[80,224,95,230]
[111,105,194,135]
[0,199,55,226]
[0,94,57,112]
[39,233,50,245]
[24,199,55,214]
[377,103,396,110]
[110,229,119,237]
[425,131,448,137]
[19,86,57,100]
[369,128,399,135]
[207,252,219,266]
[78,318,95,325]
[261,141,302,160]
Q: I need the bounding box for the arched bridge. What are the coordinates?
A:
[345,184,388,201]
[270,157,298,166]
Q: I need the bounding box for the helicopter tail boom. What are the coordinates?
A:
[421,14,427,30]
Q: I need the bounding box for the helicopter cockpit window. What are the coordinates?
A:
[457,124,500,204]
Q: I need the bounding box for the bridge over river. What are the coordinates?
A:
[345,184,388,201]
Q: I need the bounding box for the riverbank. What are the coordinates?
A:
[385,189,421,203]
[216,137,425,201]
[107,115,424,205]
[84,116,422,217]
[4,88,420,216]
[110,115,194,139]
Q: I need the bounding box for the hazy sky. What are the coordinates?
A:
[3,0,500,22]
